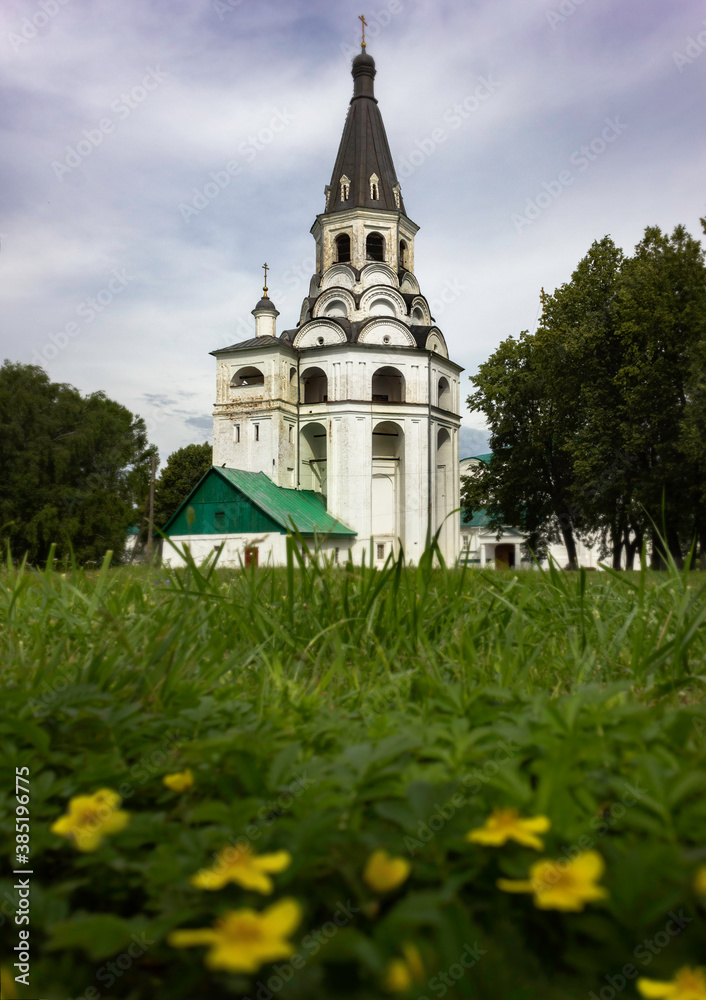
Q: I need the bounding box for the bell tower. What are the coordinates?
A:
[211,43,463,565]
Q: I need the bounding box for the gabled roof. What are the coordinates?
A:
[163,467,356,537]
[326,50,407,217]
[462,508,492,528]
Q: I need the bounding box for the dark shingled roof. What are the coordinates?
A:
[210,335,291,355]
[327,49,407,217]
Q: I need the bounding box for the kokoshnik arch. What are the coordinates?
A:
[164,43,463,568]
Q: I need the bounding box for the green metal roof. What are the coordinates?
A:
[163,467,356,537]
[462,508,492,528]
[461,508,524,536]
[461,452,493,465]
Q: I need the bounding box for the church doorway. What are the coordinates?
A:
[495,544,515,569]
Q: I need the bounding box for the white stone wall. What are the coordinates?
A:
[162,532,355,569]
[213,348,298,488]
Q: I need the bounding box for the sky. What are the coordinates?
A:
[1,0,704,463]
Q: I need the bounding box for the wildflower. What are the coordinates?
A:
[191,844,291,893]
[384,944,425,993]
[497,850,608,912]
[466,808,550,850]
[637,966,706,998]
[363,850,411,893]
[169,898,301,973]
[163,769,194,792]
[50,789,129,852]
[694,867,706,894]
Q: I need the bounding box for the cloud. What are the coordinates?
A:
[0,0,704,464]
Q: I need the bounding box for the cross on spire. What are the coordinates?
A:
[359,14,368,48]
[262,262,269,298]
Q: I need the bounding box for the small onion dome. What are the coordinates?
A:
[352,48,376,99]
[353,49,376,72]
[253,296,278,312]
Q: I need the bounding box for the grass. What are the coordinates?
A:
[1,542,706,999]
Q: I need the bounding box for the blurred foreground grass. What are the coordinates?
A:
[1,543,705,999]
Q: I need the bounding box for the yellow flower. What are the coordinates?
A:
[363,850,411,893]
[191,844,291,893]
[50,789,129,852]
[169,898,301,973]
[637,966,706,999]
[163,769,194,792]
[497,849,608,912]
[694,867,706,895]
[384,944,425,993]
[466,808,550,850]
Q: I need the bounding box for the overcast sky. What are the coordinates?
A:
[1,0,704,462]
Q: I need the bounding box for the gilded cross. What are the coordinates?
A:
[262,262,269,297]
[359,14,368,48]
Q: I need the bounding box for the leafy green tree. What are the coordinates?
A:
[464,224,706,569]
[0,361,156,564]
[538,237,633,568]
[612,225,706,566]
[153,442,212,530]
[464,330,583,569]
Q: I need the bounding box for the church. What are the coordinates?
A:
[163,42,463,568]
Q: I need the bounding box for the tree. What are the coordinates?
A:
[464,223,706,569]
[538,237,633,568]
[153,442,212,530]
[0,361,156,564]
[464,330,583,569]
[612,225,706,566]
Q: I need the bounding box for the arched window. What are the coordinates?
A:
[438,377,451,409]
[412,307,424,323]
[301,366,328,404]
[372,366,405,403]
[366,232,385,262]
[231,366,264,387]
[399,240,407,268]
[369,173,380,200]
[335,234,351,263]
[340,175,350,201]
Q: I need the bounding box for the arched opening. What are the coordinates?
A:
[372,366,405,403]
[231,366,264,387]
[301,366,328,404]
[495,543,517,569]
[335,234,351,263]
[324,298,348,318]
[436,427,453,552]
[369,297,396,317]
[300,422,327,495]
[366,232,385,262]
[412,306,424,324]
[372,420,404,554]
[399,240,407,268]
[438,377,451,409]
